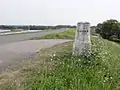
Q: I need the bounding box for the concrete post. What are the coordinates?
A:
[73,22,91,56]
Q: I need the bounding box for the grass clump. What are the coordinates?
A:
[23,36,120,90]
[30,28,75,40]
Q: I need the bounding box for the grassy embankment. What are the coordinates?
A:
[1,28,120,89]
[30,28,75,40]
[25,29,120,90]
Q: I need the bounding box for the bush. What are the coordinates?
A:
[96,19,120,40]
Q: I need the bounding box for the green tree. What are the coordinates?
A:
[96,23,103,34]
[96,19,120,39]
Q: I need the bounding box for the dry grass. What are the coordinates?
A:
[0,41,72,89]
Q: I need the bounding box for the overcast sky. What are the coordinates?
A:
[0,0,120,26]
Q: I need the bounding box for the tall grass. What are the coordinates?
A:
[1,28,120,89]
[23,36,120,90]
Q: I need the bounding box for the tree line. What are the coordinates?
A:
[96,19,120,42]
[0,25,76,30]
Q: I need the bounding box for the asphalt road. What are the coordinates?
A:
[0,29,69,73]
[0,39,71,73]
[0,29,67,45]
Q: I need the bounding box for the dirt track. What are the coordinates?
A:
[0,39,71,72]
[0,29,67,45]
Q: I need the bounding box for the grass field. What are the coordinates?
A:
[1,29,120,89]
[23,36,120,90]
[30,28,75,40]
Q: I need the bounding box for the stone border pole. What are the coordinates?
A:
[73,22,91,56]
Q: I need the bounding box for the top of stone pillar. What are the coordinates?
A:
[77,22,83,25]
[77,22,90,25]
[77,22,90,32]
[77,22,90,28]
[84,22,90,24]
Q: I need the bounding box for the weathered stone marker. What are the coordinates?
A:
[73,22,91,56]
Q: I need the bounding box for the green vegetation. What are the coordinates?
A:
[1,28,120,89]
[96,19,120,42]
[30,28,75,40]
[24,36,120,89]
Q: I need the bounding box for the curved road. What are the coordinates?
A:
[0,29,67,45]
[0,29,70,73]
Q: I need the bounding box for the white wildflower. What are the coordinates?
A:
[53,53,56,57]
[110,77,113,79]
[78,59,81,61]
[103,80,106,83]
[104,51,108,55]
[105,77,109,81]
[51,58,53,61]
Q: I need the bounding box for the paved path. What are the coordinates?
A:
[0,30,42,35]
[0,39,71,72]
[0,29,67,45]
